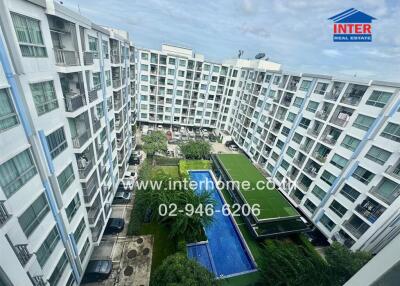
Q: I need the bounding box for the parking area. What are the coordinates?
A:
[84,187,152,285]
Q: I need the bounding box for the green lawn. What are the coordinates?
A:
[152,165,180,179]
[216,154,298,220]
[139,222,177,272]
[222,271,262,286]
[179,160,211,178]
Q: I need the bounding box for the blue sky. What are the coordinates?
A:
[63,0,400,81]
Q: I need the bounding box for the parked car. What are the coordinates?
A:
[225,140,235,147]
[157,125,163,131]
[112,191,132,204]
[104,218,125,235]
[129,156,140,165]
[209,134,217,142]
[132,150,142,159]
[229,145,239,151]
[82,260,112,283]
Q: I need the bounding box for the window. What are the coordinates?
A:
[57,164,75,193]
[36,227,60,267]
[88,36,98,58]
[312,185,326,201]
[0,149,37,198]
[299,80,312,91]
[46,127,67,159]
[341,135,361,151]
[66,194,80,222]
[381,123,400,142]
[77,239,90,265]
[19,193,49,236]
[286,147,296,158]
[74,218,86,243]
[352,167,375,185]
[168,58,176,65]
[365,146,391,165]
[306,101,319,113]
[330,154,348,169]
[340,184,360,202]
[105,70,111,86]
[353,114,374,131]
[281,160,289,170]
[102,40,108,58]
[293,133,302,144]
[366,91,392,108]
[320,214,335,231]
[48,252,68,286]
[374,178,400,205]
[11,13,47,57]
[0,89,19,131]
[293,97,303,107]
[141,53,148,60]
[92,72,101,90]
[321,171,336,186]
[314,82,328,95]
[304,199,317,214]
[287,112,296,122]
[329,200,347,217]
[30,81,58,115]
[299,118,310,129]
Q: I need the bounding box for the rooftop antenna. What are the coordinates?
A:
[238,50,244,58]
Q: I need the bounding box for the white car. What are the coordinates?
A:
[157,125,163,131]
[229,145,238,151]
[123,171,137,189]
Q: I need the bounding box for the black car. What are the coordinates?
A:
[209,135,217,142]
[82,260,112,283]
[112,191,132,204]
[104,218,125,235]
[129,156,140,165]
[225,140,235,147]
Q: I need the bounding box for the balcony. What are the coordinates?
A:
[340,84,368,106]
[91,215,104,242]
[72,129,90,148]
[370,180,400,205]
[84,51,94,65]
[113,78,121,88]
[304,165,319,178]
[293,158,305,168]
[0,201,11,226]
[88,89,98,103]
[333,230,355,248]
[355,198,386,223]
[386,164,400,179]
[54,49,80,66]
[96,143,104,158]
[343,215,370,239]
[88,202,101,224]
[82,174,98,204]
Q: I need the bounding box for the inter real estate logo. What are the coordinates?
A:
[328,8,376,42]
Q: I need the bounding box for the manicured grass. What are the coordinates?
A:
[179,160,211,178]
[217,154,298,220]
[221,271,262,286]
[152,165,180,179]
[139,222,177,272]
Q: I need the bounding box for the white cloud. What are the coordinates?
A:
[322,49,342,57]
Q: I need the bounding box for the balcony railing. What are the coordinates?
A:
[0,201,11,226]
[293,158,304,168]
[386,164,400,179]
[322,135,337,146]
[313,152,327,163]
[331,117,349,127]
[91,216,104,242]
[54,49,80,66]
[343,220,369,239]
[88,204,101,224]
[82,179,98,204]
[92,119,101,133]
[307,129,320,138]
[64,92,86,112]
[15,244,32,266]
[78,159,93,179]
[113,78,121,88]
[29,275,46,286]
[316,111,329,120]
[96,143,104,158]
[84,51,94,65]
[88,89,98,103]
[355,204,383,224]
[72,130,90,148]
[304,166,318,178]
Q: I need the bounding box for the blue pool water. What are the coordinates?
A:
[187,171,255,277]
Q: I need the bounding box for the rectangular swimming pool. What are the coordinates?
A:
[187,170,256,278]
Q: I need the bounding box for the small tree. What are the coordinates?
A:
[180,140,211,159]
[151,253,217,286]
[325,242,371,285]
[142,131,167,163]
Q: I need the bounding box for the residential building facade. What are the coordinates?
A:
[0,0,136,285]
[136,45,400,254]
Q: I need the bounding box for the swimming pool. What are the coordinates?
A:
[187,170,256,278]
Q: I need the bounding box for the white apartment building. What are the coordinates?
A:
[0,0,136,285]
[136,45,400,254]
